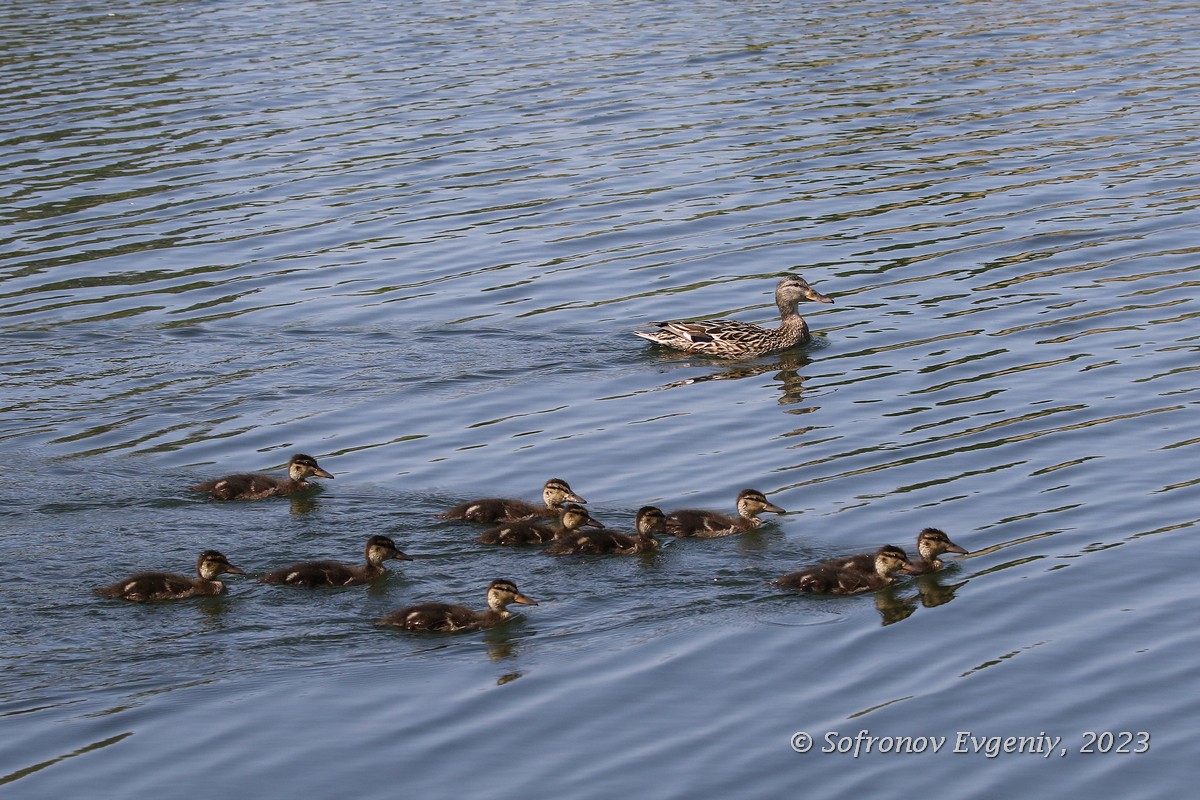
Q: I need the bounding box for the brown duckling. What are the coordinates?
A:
[438,478,586,522]
[840,528,968,576]
[478,503,601,547]
[634,274,834,358]
[191,453,334,500]
[95,550,244,602]
[260,535,412,588]
[377,579,537,632]
[545,506,665,556]
[666,489,785,538]
[774,545,913,595]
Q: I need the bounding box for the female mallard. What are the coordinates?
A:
[545,506,665,556]
[478,503,601,547]
[774,545,913,595]
[191,453,334,500]
[95,550,244,602]
[634,274,833,358]
[666,489,785,538]
[840,528,967,576]
[377,579,538,632]
[438,478,586,523]
[261,535,412,588]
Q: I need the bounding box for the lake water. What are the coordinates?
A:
[3,0,1199,795]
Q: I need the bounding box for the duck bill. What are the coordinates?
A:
[565,493,586,504]
[392,551,415,562]
[807,289,834,304]
[224,564,246,575]
[585,517,604,528]
[945,543,969,555]
[313,467,335,479]
[763,503,786,514]
[898,563,916,574]
[513,594,538,606]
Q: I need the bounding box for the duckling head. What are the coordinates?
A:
[366,535,413,566]
[288,453,335,481]
[916,528,968,561]
[560,503,603,530]
[635,506,667,536]
[486,579,538,614]
[873,545,913,578]
[736,489,786,521]
[197,550,243,580]
[543,478,585,508]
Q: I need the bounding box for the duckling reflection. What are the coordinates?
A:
[874,584,918,626]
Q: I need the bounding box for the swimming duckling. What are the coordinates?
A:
[840,528,968,576]
[191,453,334,500]
[774,545,913,595]
[545,506,665,556]
[634,274,833,358]
[478,503,601,547]
[95,550,244,602]
[438,478,586,522]
[377,579,537,632]
[260,535,412,588]
[666,489,785,538]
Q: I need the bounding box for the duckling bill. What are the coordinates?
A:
[192,453,334,500]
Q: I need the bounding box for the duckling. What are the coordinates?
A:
[840,528,968,575]
[477,503,601,547]
[260,535,412,588]
[95,550,244,602]
[774,545,913,595]
[545,506,665,556]
[191,453,334,500]
[634,274,833,358]
[438,478,586,522]
[377,579,537,632]
[666,489,785,538]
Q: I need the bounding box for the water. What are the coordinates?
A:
[3,0,1199,795]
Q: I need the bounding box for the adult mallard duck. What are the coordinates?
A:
[666,489,785,538]
[260,535,412,588]
[191,453,334,500]
[774,545,913,595]
[839,528,967,576]
[545,506,665,556]
[478,503,601,547]
[377,579,537,632]
[95,550,244,601]
[438,478,586,523]
[634,274,833,358]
